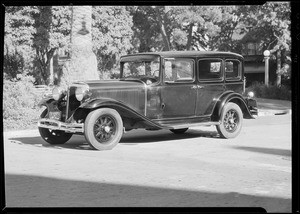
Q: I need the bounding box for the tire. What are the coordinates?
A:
[84,108,123,150]
[216,102,243,139]
[170,128,189,134]
[38,109,73,145]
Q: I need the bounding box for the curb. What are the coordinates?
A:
[4,129,40,139]
[258,109,292,117]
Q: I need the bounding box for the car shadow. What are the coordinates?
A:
[232,146,291,157]
[7,135,93,151]
[4,173,290,212]
[120,129,221,144]
[6,129,221,151]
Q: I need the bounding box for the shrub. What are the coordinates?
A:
[246,81,291,101]
[3,74,44,131]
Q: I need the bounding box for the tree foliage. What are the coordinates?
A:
[4,3,291,84]
[32,6,71,84]
[4,6,36,79]
[92,6,133,76]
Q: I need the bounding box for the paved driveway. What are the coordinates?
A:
[4,114,291,212]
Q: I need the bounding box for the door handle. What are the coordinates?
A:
[198,85,205,89]
[191,85,197,89]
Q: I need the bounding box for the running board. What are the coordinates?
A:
[164,121,220,130]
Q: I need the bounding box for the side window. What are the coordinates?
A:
[164,58,194,82]
[225,60,241,80]
[198,59,222,80]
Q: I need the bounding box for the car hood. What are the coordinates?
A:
[76,79,146,114]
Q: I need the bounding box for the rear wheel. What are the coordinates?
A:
[38,109,73,144]
[216,102,243,139]
[170,128,189,134]
[84,108,123,150]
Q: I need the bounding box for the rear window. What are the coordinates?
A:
[225,60,241,80]
[198,59,222,80]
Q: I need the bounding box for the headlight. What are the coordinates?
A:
[247,91,255,98]
[75,86,89,101]
[52,87,64,100]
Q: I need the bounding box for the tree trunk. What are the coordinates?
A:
[276,50,281,87]
[59,6,99,86]
[186,23,194,50]
[154,6,170,51]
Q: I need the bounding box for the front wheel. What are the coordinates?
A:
[84,108,123,150]
[38,109,73,145]
[216,102,243,139]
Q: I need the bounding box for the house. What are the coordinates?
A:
[236,28,279,87]
[241,41,277,87]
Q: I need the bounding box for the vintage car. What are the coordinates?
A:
[38,51,257,150]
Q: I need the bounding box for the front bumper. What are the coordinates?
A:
[38,118,84,133]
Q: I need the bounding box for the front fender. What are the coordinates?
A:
[212,91,255,121]
[38,95,55,108]
[76,98,165,129]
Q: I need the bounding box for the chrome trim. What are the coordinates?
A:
[65,86,70,121]
[153,114,211,122]
[169,121,220,129]
[224,81,243,85]
[141,81,147,116]
[38,118,84,133]
[70,82,89,88]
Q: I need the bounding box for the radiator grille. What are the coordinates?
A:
[67,86,81,119]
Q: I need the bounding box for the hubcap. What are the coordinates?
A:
[94,115,116,143]
[223,109,239,133]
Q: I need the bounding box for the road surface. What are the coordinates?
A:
[4,114,291,212]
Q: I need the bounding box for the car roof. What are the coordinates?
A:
[121,51,243,59]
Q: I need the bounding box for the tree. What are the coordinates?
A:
[171,6,223,51]
[92,6,133,78]
[129,6,163,52]
[207,6,242,51]
[57,6,99,86]
[4,6,71,84]
[4,6,36,79]
[152,6,171,51]
[238,2,291,86]
[33,6,71,85]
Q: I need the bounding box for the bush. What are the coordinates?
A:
[246,82,291,101]
[3,74,44,131]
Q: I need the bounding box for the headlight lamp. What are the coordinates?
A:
[52,87,65,100]
[75,85,89,101]
[247,91,255,98]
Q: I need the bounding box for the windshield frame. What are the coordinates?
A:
[120,54,162,84]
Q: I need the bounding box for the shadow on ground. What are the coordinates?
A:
[4,173,291,212]
[233,146,291,157]
[7,129,221,151]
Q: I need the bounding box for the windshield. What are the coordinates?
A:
[121,56,160,79]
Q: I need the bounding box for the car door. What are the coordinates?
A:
[160,58,197,118]
[196,58,225,116]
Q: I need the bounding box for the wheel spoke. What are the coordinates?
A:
[93,114,117,144]
[223,109,239,133]
[107,119,112,126]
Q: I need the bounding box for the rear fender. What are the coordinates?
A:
[211,91,254,121]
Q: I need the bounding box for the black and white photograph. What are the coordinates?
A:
[2,1,296,213]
